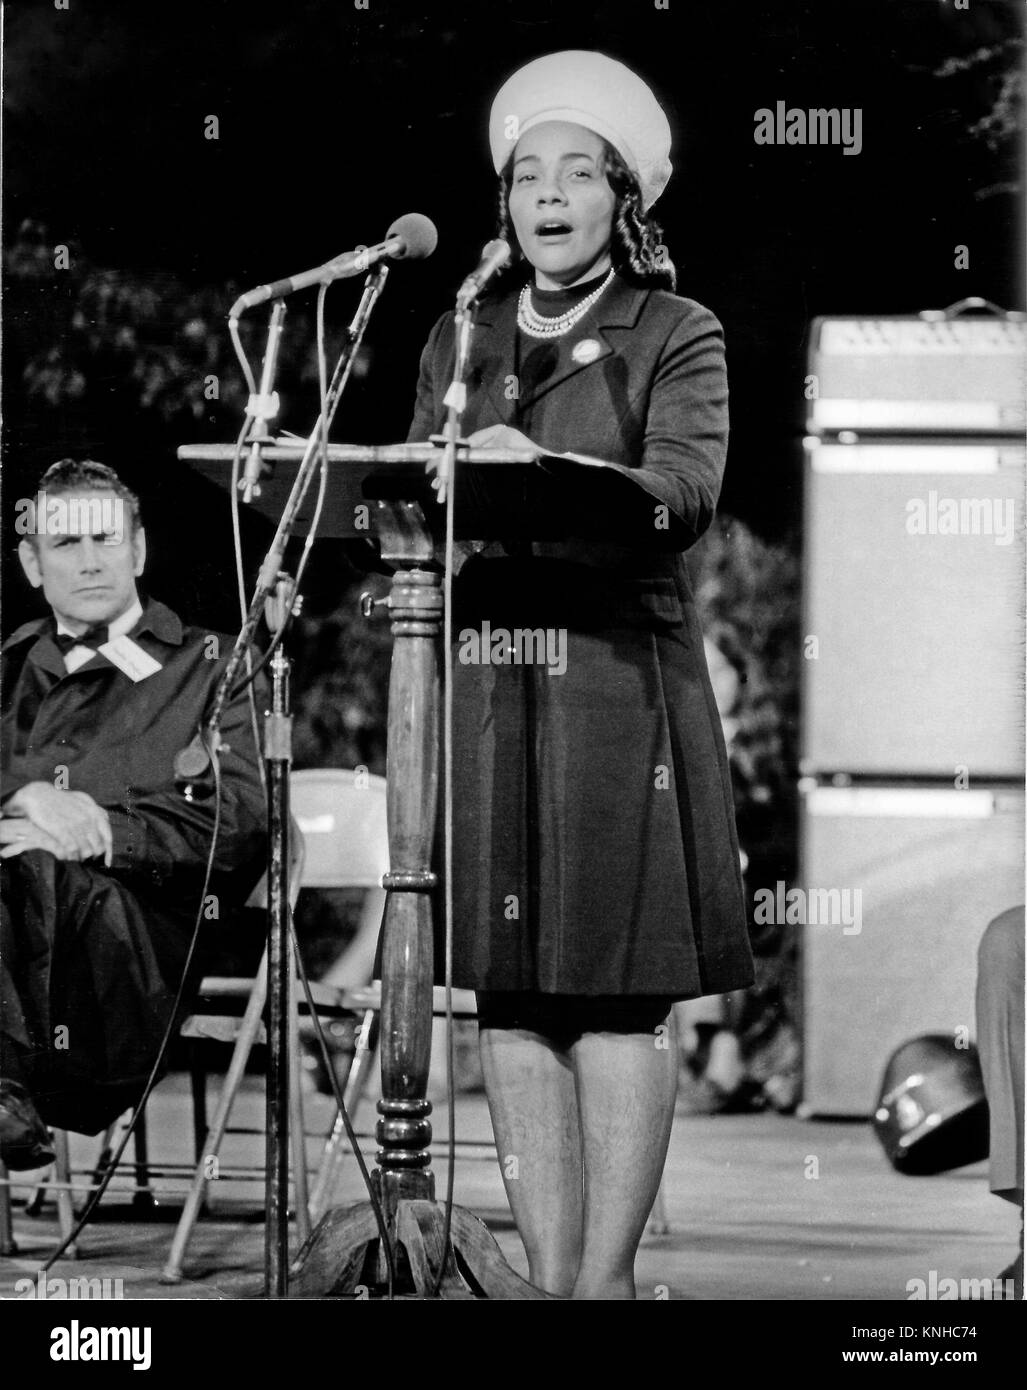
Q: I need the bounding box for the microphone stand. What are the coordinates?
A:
[262,574,299,1298]
[435,301,474,505]
[203,264,390,1297]
[427,294,476,1288]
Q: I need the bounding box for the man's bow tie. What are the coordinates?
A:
[53,624,109,655]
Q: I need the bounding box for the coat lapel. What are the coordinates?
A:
[2,624,66,681]
[468,291,521,425]
[470,273,650,421]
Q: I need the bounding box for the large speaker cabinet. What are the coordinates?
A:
[801,438,1025,779]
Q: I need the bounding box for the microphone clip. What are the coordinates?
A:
[246,390,281,421]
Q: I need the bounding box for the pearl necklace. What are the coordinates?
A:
[516,267,616,339]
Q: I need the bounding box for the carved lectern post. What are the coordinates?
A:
[288,483,550,1299]
[374,508,439,1213]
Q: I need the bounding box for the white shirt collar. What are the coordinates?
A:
[57,597,144,672]
[56,596,143,643]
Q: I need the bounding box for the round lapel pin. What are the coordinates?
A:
[571,338,602,365]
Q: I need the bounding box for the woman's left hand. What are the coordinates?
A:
[427,425,540,494]
[466,425,540,455]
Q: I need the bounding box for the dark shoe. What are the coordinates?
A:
[0,1078,56,1171]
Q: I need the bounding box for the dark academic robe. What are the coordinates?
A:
[406,271,755,999]
[0,598,267,1132]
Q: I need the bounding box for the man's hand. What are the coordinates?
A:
[3,783,112,865]
[0,818,67,861]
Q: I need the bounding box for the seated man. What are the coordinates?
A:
[1,459,267,1167]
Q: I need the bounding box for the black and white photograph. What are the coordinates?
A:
[0,0,1024,1350]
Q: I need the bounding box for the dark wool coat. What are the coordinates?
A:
[406,271,754,999]
[1,600,267,1131]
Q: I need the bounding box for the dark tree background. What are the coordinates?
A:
[2,1,1023,1100]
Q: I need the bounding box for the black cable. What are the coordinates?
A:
[228,616,287,699]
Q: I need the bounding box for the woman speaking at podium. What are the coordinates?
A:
[407,50,754,1298]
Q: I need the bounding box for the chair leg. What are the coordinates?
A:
[131,1105,157,1214]
[309,1008,379,1222]
[187,1044,210,1218]
[24,1169,51,1217]
[161,958,269,1283]
[190,1043,208,1161]
[345,1009,380,1128]
[0,1160,18,1255]
[0,1136,83,1259]
[53,1130,80,1258]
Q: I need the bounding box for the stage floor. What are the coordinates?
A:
[1,1073,1017,1301]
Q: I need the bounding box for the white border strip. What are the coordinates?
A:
[811,401,1020,430]
[805,787,998,819]
[807,445,1016,473]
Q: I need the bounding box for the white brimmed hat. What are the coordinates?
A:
[489,50,673,211]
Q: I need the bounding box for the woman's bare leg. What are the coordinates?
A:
[570,1019,678,1299]
[478,1026,582,1296]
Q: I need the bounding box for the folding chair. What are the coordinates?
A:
[162,769,391,1282]
[159,820,317,1281]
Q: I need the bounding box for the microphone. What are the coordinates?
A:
[229,213,438,316]
[456,238,511,310]
[241,298,287,503]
